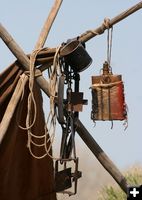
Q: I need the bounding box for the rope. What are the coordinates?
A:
[25,46,61,160]
[91,81,122,89]
[100,17,114,71]
[18,49,42,130]
[103,17,111,29]
[79,17,111,40]
[107,26,113,69]
[103,18,114,70]
[87,30,100,36]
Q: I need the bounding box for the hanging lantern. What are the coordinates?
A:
[91,61,127,121]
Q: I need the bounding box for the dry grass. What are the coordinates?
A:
[55,137,142,200]
[57,147,119,200]
[97,164,142,200]
[57,147,142,200]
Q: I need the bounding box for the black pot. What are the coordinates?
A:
[60,40,92,72]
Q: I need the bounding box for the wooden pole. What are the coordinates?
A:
[0,24,129,192]
[0,23,51,97]
[79,1,142,43]
[33,0,142,60]
[34,0,63,49]
[1,2,141,193]
[75,119,128,194]
[35,56,54,65]
[21,1,142,68]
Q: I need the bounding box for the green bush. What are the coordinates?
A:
[97,165,142,200]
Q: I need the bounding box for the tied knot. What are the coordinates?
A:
[103,18,111,29]
[24,69,42,77]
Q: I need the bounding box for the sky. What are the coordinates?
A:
[1,0,142,196]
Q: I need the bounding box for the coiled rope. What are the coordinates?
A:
[18,47,61,159]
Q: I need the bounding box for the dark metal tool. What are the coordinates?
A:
[55,158,82,196]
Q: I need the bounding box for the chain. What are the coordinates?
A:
[58,60,77,161]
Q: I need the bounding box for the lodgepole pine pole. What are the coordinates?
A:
[0,23,51,97]
[1,1,141,194]
[24,1,142,67]
[34,0,63,49]
[75,119,128,194]
[79,1,142,43]
[0,24,129,193]
[32,1,142,65]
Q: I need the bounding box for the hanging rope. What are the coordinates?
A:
[29,46,62,159]
[18,49,42,130]
[103,18,114,72]
[107,26,113,69]
[17,46,62,159]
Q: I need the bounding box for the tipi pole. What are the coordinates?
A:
[0,23,51,97]
[79,1,142,43]
[33,1,142,60]
[34,0,63,49]
[1,1,141,193]
[0,22,129,192]
[75,119,128,193]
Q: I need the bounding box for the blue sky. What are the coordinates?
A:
[1,0,142,171]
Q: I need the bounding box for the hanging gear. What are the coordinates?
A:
[55,158,82,196]
[57,74,65,124]
[57,64,88,160]
[55,102,82,196]
[60,39,92,73]
[91,25,127,126]
[56,100,80,196]
[91,61,127,123]
[55,55,88,195]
